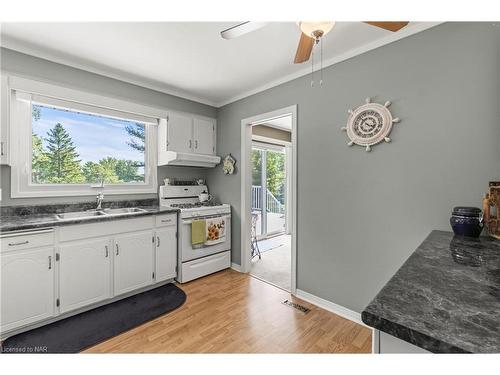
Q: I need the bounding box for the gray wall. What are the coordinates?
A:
[206,23,500,312]
[0,48,215,205]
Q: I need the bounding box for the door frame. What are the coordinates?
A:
[240,105,297,294]
[251,141,287,239]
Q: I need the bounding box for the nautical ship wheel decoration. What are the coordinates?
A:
[341,97,400,152]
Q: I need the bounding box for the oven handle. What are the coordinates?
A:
[182,214,230,225]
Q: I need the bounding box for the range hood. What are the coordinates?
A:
[158,151,221,168]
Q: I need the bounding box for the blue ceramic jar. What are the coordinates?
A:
[450,207,484,238]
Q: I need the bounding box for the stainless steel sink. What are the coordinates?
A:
[55,207,146,221]
[56,210,107,220]
[103,207,147,215]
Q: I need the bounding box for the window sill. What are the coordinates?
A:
[10,185,157,198]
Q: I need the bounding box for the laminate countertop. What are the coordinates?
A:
[362,230,500,353]
[0,200,178,233]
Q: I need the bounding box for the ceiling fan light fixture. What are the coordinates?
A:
[299,21,335,38]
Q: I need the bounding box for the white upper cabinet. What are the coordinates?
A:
[1,246,55,332]
[193,117,215,155]
[0,75,10,165]
[158,111,219,167]
[59,237,112,314]
[166,112,193,154]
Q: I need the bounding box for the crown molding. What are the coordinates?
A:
[215,22,444,107]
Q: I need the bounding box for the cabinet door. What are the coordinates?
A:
[114,231,154,296]
[155,226,177,282]
[167,113,193,153]
[1,75,9,165]
[59,237,112,314]
[1,247,54,332]
[193,117,215,155]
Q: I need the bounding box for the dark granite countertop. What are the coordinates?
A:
[362,230,500,353]
[0,199,178,233]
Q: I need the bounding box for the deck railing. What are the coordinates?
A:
[252,185,284,214]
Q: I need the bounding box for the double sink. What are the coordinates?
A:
[56,207,146,221]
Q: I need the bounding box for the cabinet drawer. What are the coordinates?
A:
[155,213,176,227]
[1,230,54,253]
[180,251,230,283]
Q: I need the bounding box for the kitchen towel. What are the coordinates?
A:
[205,216,226,246]
[191,219,206,245]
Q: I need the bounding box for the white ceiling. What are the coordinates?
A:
[1,22,440,107]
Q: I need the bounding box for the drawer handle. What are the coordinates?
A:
[115,243,119,256]
[105,245,109,258]
[48,256,52,270]
[8,240,29,246]
[157,236,160,247]
[161,219,171,223]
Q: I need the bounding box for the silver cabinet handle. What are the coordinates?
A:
[105,245,109,258]
[161,219,171,223]
[195,140,198,149]
[0,141,4,156]
[115,243,119,256]
[8,240,29,246]
[157,236,160,247]
[48,256,52,270]
[189,139,192,149]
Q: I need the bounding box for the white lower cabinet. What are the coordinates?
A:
[155,226,177,282]
[59,237,112,314]
[114,231,154,296]
[1,247,55,332]
[0,215,177,337]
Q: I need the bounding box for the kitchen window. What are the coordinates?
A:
[8,76,162,197]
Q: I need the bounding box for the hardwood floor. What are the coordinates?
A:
[85,269,372,353]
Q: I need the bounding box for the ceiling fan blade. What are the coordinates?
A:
[364,22,409,32]
[294,32,315,64]
[220,22,269,39]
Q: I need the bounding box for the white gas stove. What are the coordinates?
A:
[159,184,231,283]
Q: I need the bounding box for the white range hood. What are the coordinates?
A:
[159,151,221,168]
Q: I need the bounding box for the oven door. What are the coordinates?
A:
[179,214,231,262]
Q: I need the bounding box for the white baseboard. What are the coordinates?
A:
[231,263,243,272]
[295,289,366,327]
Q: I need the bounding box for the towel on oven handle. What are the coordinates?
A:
[205,216,226,246]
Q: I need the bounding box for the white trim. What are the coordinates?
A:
[240,105,297,294]
[3,23,442,108]
[9,75,166,119]
[295,289,368,327]
[252,134,291,147]
[1,37,218,107]
[231,263,243,272]
[8,76,159,198]
[218,22,443,107]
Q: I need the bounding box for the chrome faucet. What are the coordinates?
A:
[96,192,104,210]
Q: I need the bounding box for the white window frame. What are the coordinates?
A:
[7,75,164,198]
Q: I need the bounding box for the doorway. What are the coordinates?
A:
[251,142,287,239]
[240,106,297,293]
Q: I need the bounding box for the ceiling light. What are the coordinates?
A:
[299,22,335,38]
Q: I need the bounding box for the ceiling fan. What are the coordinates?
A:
[220,21,409,64]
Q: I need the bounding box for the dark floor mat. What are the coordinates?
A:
[2,283,186,353]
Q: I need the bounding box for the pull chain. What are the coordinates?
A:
[320,37,323,86]
[310,42,315,87]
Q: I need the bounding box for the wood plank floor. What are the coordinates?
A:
[85,269,372,353]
